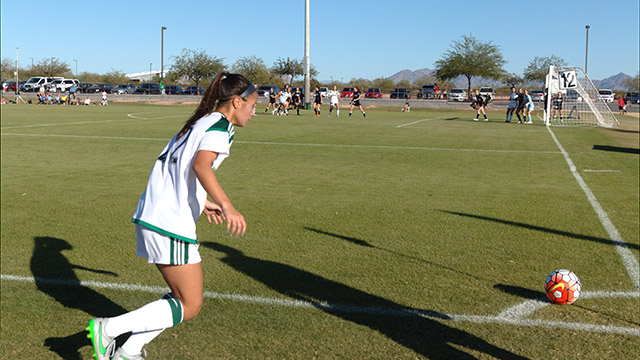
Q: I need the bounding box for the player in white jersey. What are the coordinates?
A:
[328,85,341,117]
[87,72,257,360]
[277,85,291,116]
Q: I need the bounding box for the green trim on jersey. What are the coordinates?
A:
[205,117,230,133]
[131,218,197,244]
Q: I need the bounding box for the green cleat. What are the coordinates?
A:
[86,318,115,360]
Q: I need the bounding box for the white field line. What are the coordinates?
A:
[582,169,621,173]
[0,113,183,130]
[498,291,640,319]
[547,126,640,290]
[0,133,562,154]
[2,274,638,336]
[396,118,440,128]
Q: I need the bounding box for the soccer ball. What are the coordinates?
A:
[544,269,581,305]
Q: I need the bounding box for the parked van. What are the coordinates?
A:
[22,77,52,92]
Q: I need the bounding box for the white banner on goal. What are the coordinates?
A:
[544,66,619,128]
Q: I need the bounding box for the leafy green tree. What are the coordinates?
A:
[171,49,226,93]
[434,34,506,95]
[77,72,103,84]
[523,55,567,83]
[397,79,412,89]
[503,72,524,87]
[271,57,318,85]
[231,55,272,84]
[373,77,395,92]
[623,73,639,91]
[32,58,71,77]
[101,69,129,85]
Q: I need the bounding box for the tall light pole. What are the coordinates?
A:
[16,47,19,86]
[150,63,153,81]
[303,0,310,109]
[161,26,167,80]
[73,59,78,76]
[585,25,590,75]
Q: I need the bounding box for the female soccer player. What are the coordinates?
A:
[87,72,256,360]
[348,86,366,118]
[263,87,277,114]
[505,87,518,123]
[328,85,340,117]
[472,89,487,121]
[313,85,322,116]
[523,89,534,124]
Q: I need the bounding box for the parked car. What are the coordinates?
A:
[364,88,382,99]
[624,91,640,104]
[390,88,410,99]
[479,87,495,100]
[77,83,93,93]
[418,84,436,99]
[3,81,22,92]
[135,83,161,94]
[257,85,279,97]
[22,77,53,92]
[447,88,466,101]
[530,90,545,102]
[341,87,355,98]
[597,89,614,103]
[112,84,137,94]
[86,83,113,93]
[164,85,183,95]
[319,87,329,98]
[183,85,206,95]
[53,79,79,93]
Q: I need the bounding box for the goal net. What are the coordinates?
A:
[543,66,619,128]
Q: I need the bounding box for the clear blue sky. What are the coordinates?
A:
[1,0,638,81]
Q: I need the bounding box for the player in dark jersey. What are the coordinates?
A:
[313,86,322,116]
[472,89,488,121]
[552,92,564,120]
[291,88,302,115]
[515,88,526,123]
[348,86,366,118]
[263,88,277,114]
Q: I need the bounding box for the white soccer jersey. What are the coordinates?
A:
[279,91,290,103]
[132,112,234,243]
[329,90,339,104]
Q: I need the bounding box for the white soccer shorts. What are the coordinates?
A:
[136,224,201,265]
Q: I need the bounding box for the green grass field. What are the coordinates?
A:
[1,101,639,359]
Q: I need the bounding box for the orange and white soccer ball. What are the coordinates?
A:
[544,269,581,305]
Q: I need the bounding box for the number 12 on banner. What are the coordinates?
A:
[559,70,577,89]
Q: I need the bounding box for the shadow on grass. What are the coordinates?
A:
[31,236,129,360]
[592,145,640,155]
[202,242,529,359]
[439,210,640,251]
[304,227,488,282]
[494,284,546,299]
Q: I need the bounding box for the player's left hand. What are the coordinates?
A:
[203,200,225,224]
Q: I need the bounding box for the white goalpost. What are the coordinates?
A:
[543,66,619,128]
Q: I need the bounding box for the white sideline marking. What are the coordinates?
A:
[396,118,439,128]
[0,113,182,130]
[498,291,640,319]
[546,127,640,290]
[2,274,638,336]
[0,133,562,154]
[583,169,621,173]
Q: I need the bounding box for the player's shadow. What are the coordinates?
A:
[304,227,488,282]
[31,236,129,360]
[202,242,529,359]
[439,210,640,251]
[592,144,640,155]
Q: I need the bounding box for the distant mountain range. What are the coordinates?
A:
[386,68,632,90]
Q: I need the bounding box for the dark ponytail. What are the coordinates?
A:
[178,72,252,138]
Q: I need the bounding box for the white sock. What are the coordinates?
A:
[121,329,164,355]
[105,294,183,336]
[336,109,339,116]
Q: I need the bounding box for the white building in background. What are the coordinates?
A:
[126,70,162,82]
